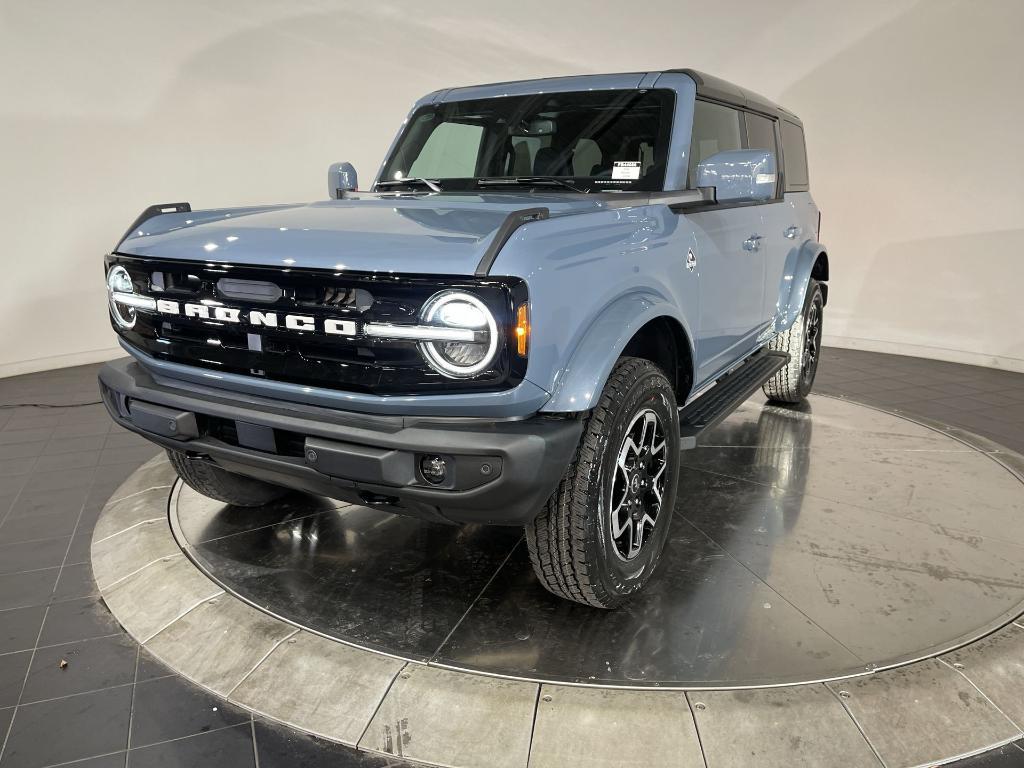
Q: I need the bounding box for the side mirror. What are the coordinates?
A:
[696,149,777,203]
[327,162,358,199]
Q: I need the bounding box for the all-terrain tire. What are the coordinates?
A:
[167,450,288,507]
[762,279,824,404]
[525,357,680,608]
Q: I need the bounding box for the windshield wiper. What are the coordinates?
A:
[478,177,589,193]
[377,177,442,193]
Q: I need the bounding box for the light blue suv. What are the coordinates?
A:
[99,69,828,607]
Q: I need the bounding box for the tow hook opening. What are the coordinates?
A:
[358,491,400,507]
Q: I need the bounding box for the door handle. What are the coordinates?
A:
[742,234,763,252]
[784,226,801,239]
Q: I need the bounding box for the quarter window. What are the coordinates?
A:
[687,100,742,187]
[781,120,809,190]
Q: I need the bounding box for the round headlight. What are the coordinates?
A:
[106,265,137,329]
[418,291,498,378]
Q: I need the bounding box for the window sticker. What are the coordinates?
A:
[612,161,641,180]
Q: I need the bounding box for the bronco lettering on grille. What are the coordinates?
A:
[153,299,357,336]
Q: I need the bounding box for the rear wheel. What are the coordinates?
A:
[762,279,824,404]
[167,450,288,507]
[526,357,680,608]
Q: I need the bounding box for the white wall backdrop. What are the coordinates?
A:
[1,0,1022,377]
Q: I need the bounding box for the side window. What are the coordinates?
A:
[744,113,777,155]
[744,112,780,197]
[688,100,742,187]
[407,121,484,178]
[780,120,809,190]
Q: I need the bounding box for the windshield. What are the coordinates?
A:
[379,88,674,193]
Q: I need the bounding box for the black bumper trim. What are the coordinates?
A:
[99,359,582,525]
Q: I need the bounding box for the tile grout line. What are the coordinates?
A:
[682,692,711,768]
[0,594,54,763]
[523,685,543,768]
[0,423,55,531]
[140,590,226,647]
[106,483,172,507]
[93,516,169,546]
[46,466,96,617]
[250,714,259,768]
[121,721,253,758]
[195,507,346,545]
[0,589,103,615]
[38,747,128,768]
[0,531,79,548]
[139,589,226,644]
[124,644,140,768]
[823,683,889,768]
[354,662,408,751]
[678,461,1024,552]
[11,421,165,757]
[937,657,1024,734]
[0,563,70,579]
[0,632,126,659]
[99,553,186,593]
[680,517,868,666]
[7,681,136,709]
[225,628,300,699]
[427,536,523,661]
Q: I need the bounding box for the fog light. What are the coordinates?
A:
[420,455,447,485]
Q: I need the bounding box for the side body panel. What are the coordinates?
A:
[769,191,824,332]
[487,203,701,413]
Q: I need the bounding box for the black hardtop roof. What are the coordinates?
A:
[442,69,802,126]
[670,69,802,124]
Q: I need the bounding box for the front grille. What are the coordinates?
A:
[108,255,527,395]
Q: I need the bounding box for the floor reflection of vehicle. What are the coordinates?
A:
[182,399,826,684]
[446,402,821,686]
[173,394,1024,687]
[662,400,818,681]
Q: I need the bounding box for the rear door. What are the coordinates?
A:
[686,100,767,384]
[743,111,790,328]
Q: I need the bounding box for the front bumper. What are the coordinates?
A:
[98,358,582,525]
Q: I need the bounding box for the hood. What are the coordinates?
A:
[117,193,607,275]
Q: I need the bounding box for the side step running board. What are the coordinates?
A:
[678,349,790,449]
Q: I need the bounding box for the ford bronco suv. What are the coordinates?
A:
[99,70,827,608]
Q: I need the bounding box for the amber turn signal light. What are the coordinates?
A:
[514,303,529,356]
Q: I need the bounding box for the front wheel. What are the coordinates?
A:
[526,357,680,608]
[167,450,288,507]
[762,279,824,404]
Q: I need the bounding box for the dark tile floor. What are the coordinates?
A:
[0,350,1020,767]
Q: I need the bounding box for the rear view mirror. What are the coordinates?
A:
[513,118,556,136]
[696,149,777,203]
[328,162,358,199]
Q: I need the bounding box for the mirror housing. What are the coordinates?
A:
[328,162,358,199]
[513,118,556,136]
[696,149,777,203]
